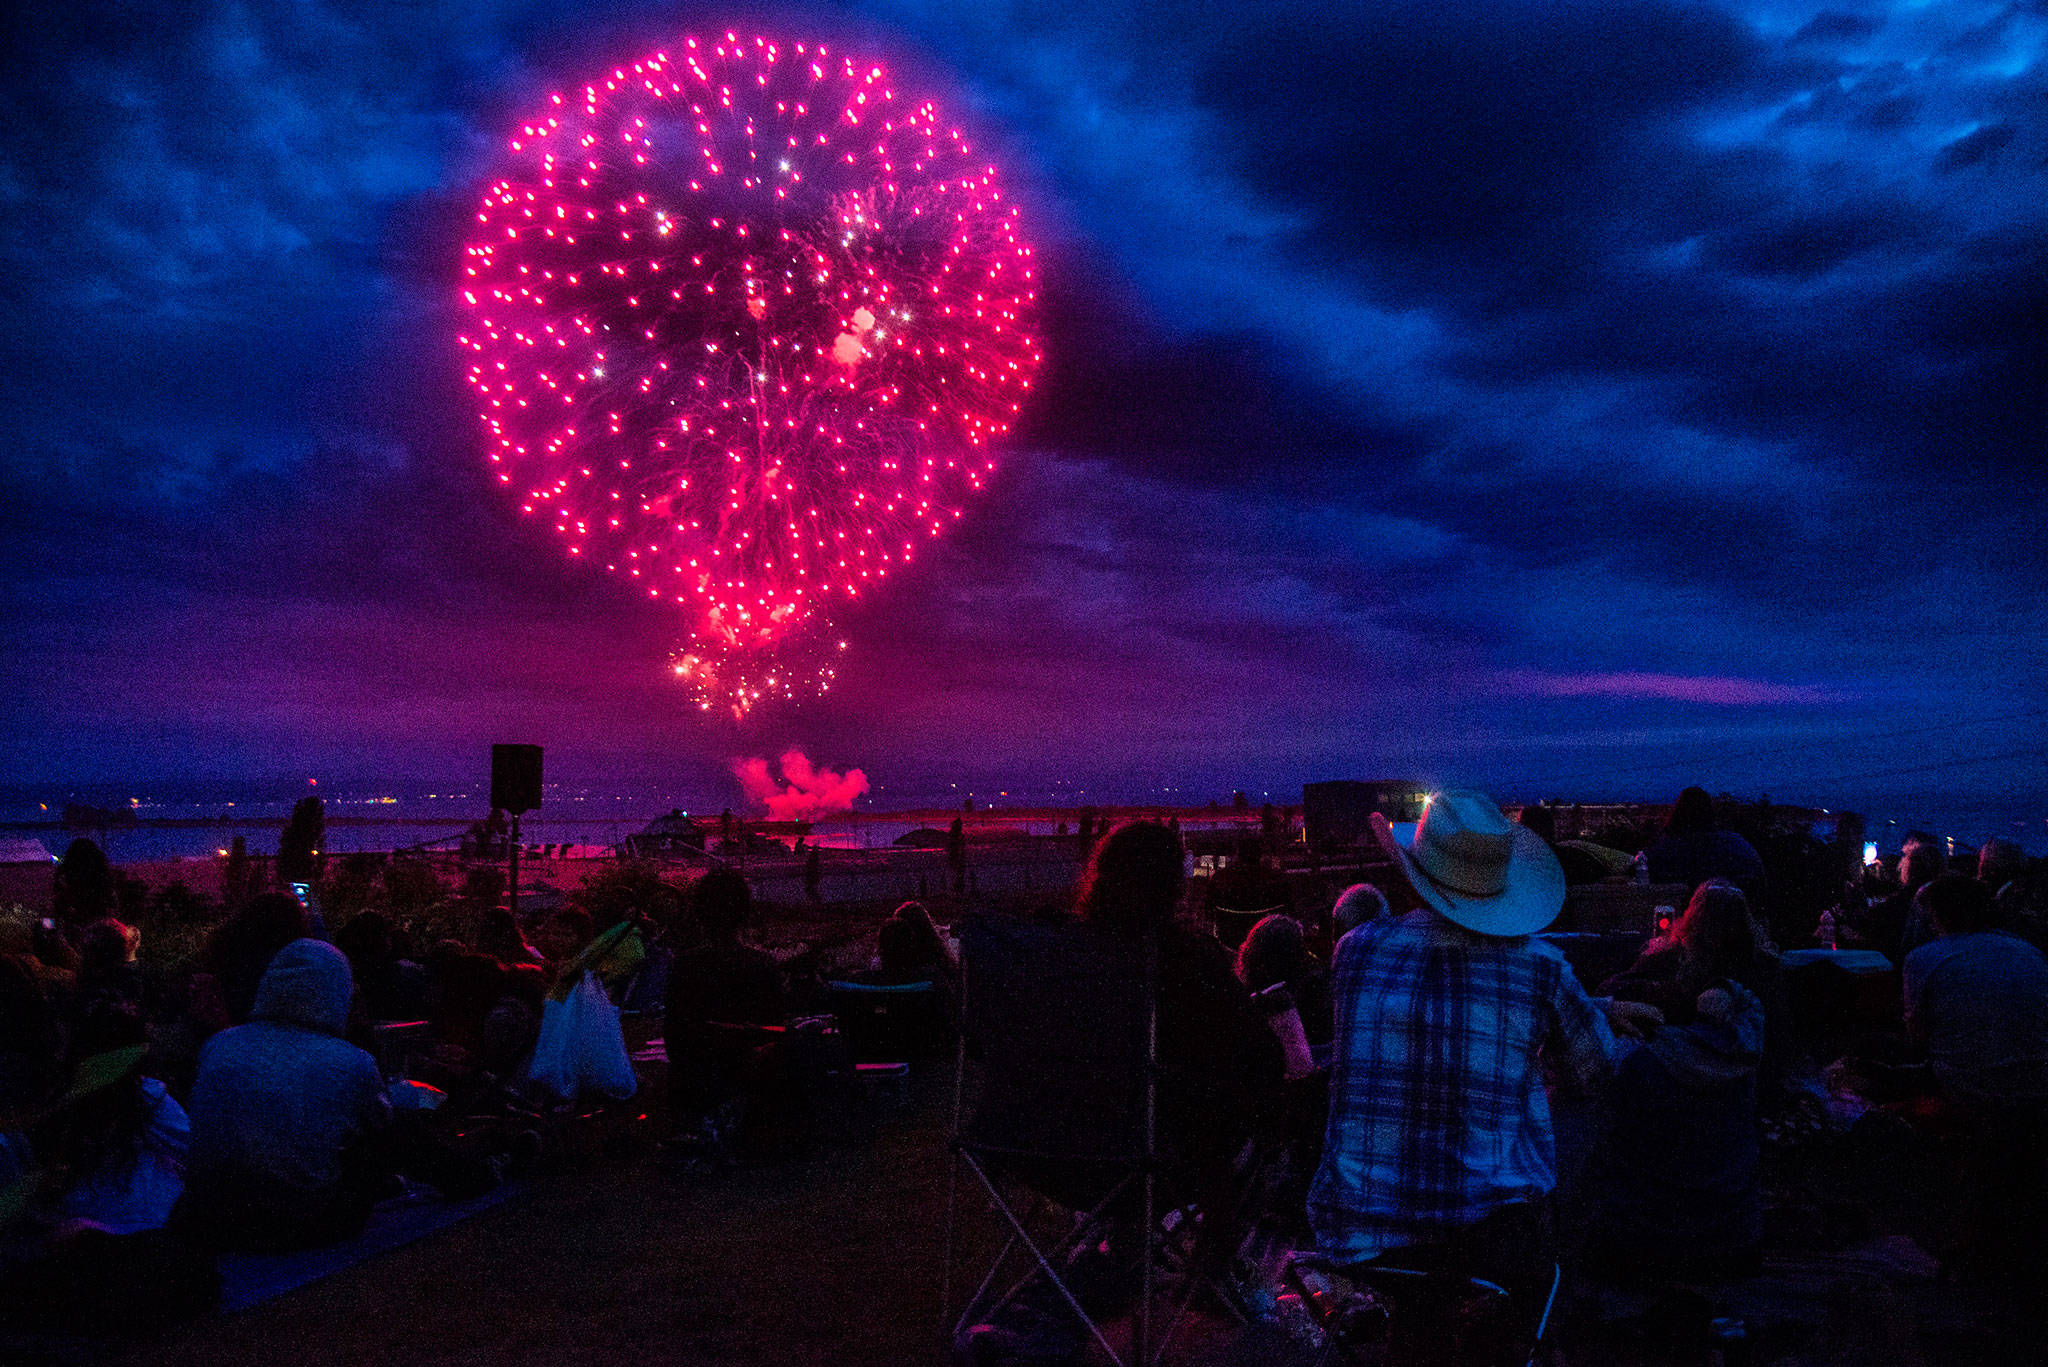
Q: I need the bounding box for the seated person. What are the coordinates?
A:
[833,918,955,1060]
[1236,912,1306,992]
[333,910,429,1023]
[177,939,393,1250]
[1836,835,1943,960]
[1076,822,1284,1265]
[1896,836,1962,959]
[865,901,958,983]
[71,918,144,1025]
[1206,838,1295,950]
[40,1005,188,1236]
[1978,841,2047,953]
[1234,913,1331,1209]
[1234,913,1329,1067]
[864,917,938,985]
[0,1005,216,1331]
[474,906,546,966]
[204,892,312,1027]
[1904,873,2048,1109]
[1977,840,2031,898]
[534,907,596,981]
[857,902,952,983]
[425,938,511,1057]
[1330,882,1390,939]
[1311,793,1656,1297]
[1644,786,1768,911]
[2001,885,2048,958]
[478,967,546,1079]
[1902,873,2048,1288]
[1603,879,1792,1090]
[663,870,787,1148]
[1585,983,1766,1280]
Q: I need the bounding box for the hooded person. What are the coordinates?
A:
[177,939,392,1249]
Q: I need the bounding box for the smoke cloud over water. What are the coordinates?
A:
[732,749,871,821]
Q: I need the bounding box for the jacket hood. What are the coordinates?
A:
[251,938,354,1035]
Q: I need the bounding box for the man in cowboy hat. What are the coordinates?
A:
[1308,791,1660,1275]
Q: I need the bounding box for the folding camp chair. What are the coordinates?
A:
[1282,1252,1562,1367]
[1282,1199,1564,1367]
[369,1020,433,1082]
[617,945,673,1018]
[825,979,945,1112]
[943,912,1165,1366]
[825,979,946,1063]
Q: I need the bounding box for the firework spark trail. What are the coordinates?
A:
[460,34,1041,714]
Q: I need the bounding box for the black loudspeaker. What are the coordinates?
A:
[491,744,544,814]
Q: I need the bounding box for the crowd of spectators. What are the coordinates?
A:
[965,789,2048,1360]
[5,787,2044,1353]
[0,856,698,1330]
[1298,795,2043,1337]
[0,842,986,1330]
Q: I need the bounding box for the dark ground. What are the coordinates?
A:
[113,1069,972,1367]
[82,1061,2045,1367]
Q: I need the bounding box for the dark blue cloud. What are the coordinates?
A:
[1,0,2043,827]
[1192,1,1759,282]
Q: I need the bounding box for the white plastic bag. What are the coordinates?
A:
[526,971,639,1100]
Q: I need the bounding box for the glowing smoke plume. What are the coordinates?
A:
[732,748,870,820]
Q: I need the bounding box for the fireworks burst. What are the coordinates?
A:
[460,34,1041,714]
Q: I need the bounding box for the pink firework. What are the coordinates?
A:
[460,34,1041,712]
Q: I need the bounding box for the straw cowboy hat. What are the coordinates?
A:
[1369,791,1566,937]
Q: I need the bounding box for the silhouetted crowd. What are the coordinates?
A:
[1,885,574,1326]
[4,788,2045,1357]
[0,840,979,1335]
[956,790,2048,1363]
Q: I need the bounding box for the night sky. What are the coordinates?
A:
[3,1,2044,829]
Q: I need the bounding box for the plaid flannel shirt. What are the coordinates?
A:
[1308,909,1619,1262]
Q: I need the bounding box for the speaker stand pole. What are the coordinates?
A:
[508,811,522,929]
